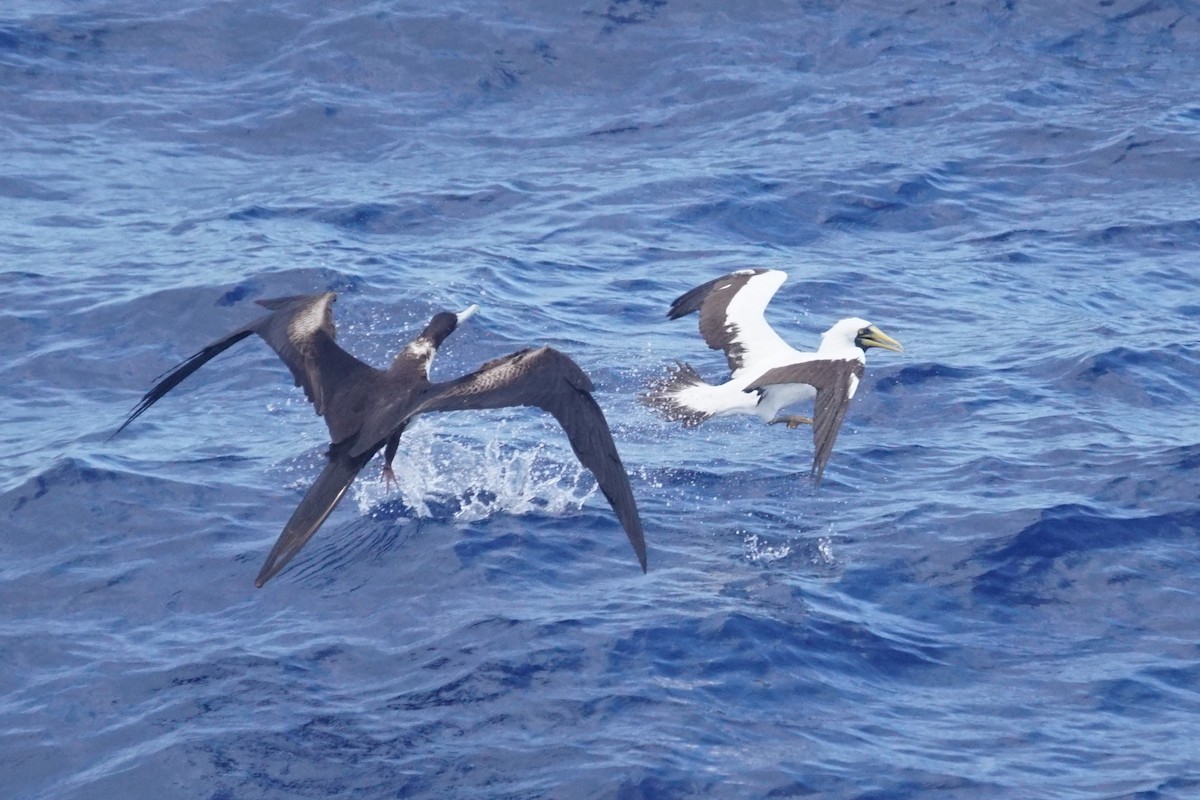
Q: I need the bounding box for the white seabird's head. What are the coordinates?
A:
[820,317,903,357]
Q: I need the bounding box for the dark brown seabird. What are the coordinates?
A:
[113,292,647,586]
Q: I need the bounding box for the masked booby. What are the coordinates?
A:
[113,292,647,585]
[641,269,901,484]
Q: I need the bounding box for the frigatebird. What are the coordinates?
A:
[114,292,647,586]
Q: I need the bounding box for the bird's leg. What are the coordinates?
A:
[768,414,813,430]
[380,432,401,490]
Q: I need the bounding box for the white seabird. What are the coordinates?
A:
[641,268,902,484]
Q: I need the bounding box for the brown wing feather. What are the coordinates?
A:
[253,294,335,412]
[415,347,648,571]
[747,359,864,484]
[111,327,255,438]
[112,292,379,445]
[249,293,380,443]
[249,293,379,440]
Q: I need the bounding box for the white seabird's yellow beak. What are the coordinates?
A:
[858,325,903,353]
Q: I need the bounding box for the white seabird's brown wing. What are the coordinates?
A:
[747,358,865,484]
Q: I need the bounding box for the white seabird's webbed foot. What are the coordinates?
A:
[768,414,813,429]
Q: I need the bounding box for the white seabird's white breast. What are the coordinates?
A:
[754,380,818,422]
[847,372,860,399]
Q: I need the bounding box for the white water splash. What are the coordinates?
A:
[743,531,837,566]
[813,535,835,565]
[351,420,598,523]
[743,531,793,564]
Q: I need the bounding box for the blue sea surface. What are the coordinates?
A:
[4,1,1200,797]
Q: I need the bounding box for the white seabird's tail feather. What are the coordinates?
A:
[641,360,719,427]
[641,361,713,427]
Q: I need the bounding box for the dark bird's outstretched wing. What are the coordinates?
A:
[249,293,379,443]
[111,326,255,438]
[746,359,865,484]
[413,347,648,571]
[667,268,793,375]
[254,442,378,587]
[112,292,377,443]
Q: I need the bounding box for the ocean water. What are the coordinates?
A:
[4,1,1200,797]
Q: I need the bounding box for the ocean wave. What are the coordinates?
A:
[972,504,1200,607]
[7,0,1200,796]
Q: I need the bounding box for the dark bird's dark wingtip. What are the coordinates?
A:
[252,447,372,588]
[253,555,283,588]
[625,521,648,573]
[253,546,296,586]
[254,551,289,586]
[107,403,150,442]
[810,465,826,487]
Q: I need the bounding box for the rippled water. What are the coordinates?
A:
[4,1,1200,798]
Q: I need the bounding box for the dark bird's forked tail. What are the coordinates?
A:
[254,444,377,587]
